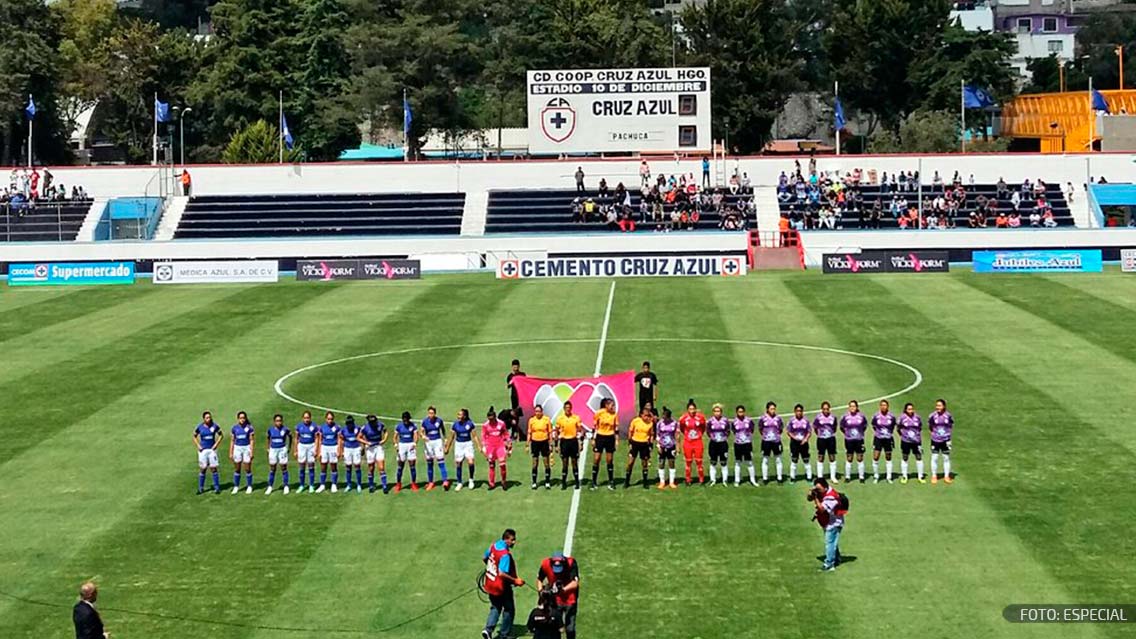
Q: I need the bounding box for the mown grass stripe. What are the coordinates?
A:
[0,285,154,343]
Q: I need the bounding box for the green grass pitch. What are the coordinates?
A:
[0,270,1134,639]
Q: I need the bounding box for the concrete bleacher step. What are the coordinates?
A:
[754,186,781,232]
[155,196,188,241]
[75,198,108,242]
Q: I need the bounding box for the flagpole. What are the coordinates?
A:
[960,80,966,153]
[834,81,841,156]
[27,96,33,168]
[153,92,159,166]
[279,90,284,164]
[403,88,409,163]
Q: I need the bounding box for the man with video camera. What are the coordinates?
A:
[808,476,847,572]
[536,551,579,639]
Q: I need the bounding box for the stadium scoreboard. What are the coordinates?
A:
[527,67,712,154]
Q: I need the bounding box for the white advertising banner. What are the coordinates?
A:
[1122,249,1136,272]
[526,67,712,154]
[153,260,279,284]
[496,255,745,279]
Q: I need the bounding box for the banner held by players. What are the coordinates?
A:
[513,371,636,432]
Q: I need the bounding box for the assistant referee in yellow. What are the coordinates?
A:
[624,407,655,488]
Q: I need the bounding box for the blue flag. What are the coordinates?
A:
[1092,89,1110,113]
[963,85,996,109]
[155,98,170,123]
[281,113,294,150]
[402,92,412,137]
[25,95,36,119]
[834,97,846,131]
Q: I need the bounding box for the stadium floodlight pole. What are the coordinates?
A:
[179,108,191,168]
[835,81,841,156]
[27,96,33,169]
[960,79,966,153]
[153,92,159,166]
[279,90,284,164]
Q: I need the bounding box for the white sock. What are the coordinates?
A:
[720,463,728,482]
[805,460,813,480]
[829,460,837,479]
[775,457,783,481]
[789,461,797,480]
[901,460,908,477]
[886,459,893,480]
[931,453,939,478]
[816,460,824,478]
[857,461,865,479]
[872,459,879,478]
[762,457,769,480]
[709,465,717,483]
[844,461,851,479]
[944,455,951,479]
[658,468,665,484]
[669,468,676,483]
[734,463,741,484]
[916,459,924,479]
[747,461,756,483]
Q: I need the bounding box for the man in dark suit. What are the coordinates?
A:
[73,582,107,639]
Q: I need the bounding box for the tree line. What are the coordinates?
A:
[2,0,1129,165]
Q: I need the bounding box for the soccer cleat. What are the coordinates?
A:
[443,480,451,491]
[231,486,240,495]
[482,630,492,639]
[282,485,289,495]
[657,482,666,490]
[708,480,717,486]
[315,485,326,493]
[426,482,436,491]
[393,484,402,493]
[917,477,926,484]
[930,476,938,485]
[589,482,597,491]
[545,482,551,490]
[214,488,221,494]
[468,480,475,490]
[245,486,253,495]
[531,482,538,490]
[944,476,953,484]
[607,483,615,491]
[196,489,204,495]
[900,477,909,485]
[873,476,879,484]
[330,484,338,494]
[265,486,273,495]
[887,478,894,484]
[410,483,419,492]
[749,479,760,487]
[669,482,678,490]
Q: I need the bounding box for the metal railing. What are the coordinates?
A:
[1,202,82,242]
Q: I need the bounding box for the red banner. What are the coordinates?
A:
[512,371,637,430]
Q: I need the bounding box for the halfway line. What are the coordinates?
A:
[566,280,615,555]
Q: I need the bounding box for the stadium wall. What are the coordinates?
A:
[16,152,1134,198]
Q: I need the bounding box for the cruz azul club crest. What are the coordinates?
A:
[540,97,576,143]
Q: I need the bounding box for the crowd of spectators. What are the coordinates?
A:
[2,168,89,216]
[571,161,753,232]
[778,162,1062,230]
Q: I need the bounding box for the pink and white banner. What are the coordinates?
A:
[512,371,637,430]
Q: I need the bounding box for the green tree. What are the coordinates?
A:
[910,23,1017,112]
[293,0,359,161]
[681,0,804,153]
[221,119,300,163]
[1074,11,1136,90]
[0,0,68,165]
[825,0,952,132]
[867,110,958,154]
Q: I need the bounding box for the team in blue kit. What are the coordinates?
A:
[193,399,956,494]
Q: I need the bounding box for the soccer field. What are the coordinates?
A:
[1,270,1134,639]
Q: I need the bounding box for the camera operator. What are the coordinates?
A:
[808,477,846,572]
[526,586,564,639]
[537,551,579,639]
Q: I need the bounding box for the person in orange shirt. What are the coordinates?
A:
[180,169,192,196]
[526,405,553,490]
[623,407,655,489]
[678,399,707,485]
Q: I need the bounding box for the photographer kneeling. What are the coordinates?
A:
[809,477,848,572]
[537,551,579,639]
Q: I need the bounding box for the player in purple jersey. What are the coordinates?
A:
[655,407,679,489]
[929,398,954,484]
[870,400,897,483]
[840,400,868,482]
[897,402,925,484]
[786,404,813,482]
[730,405,758,486]
[706,404,731,486]
[758,402,784,483]
[812,401,839,483]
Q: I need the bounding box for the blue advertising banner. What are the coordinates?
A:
[8,261,136,286]
[973,250,1103,273]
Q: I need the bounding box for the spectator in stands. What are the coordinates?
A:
[702,156,711,188]
[1008,211,1022,228]
[996,177,1009,200]
[818,204,836,230]
[570,197,583,223]
[925,210,939,230]
[911,171,920,192]
[930,171,942,191]
[879,172,889,194]
[1065,182,1075,203]
[898,171,908,192]
[995,211,1008,228]
[639,161,651,187]
[1043,209,1057,228]
[598,178,609,198]
[582,197,596,222]
[575,167,585,192]
[1033,179,1046,197]
[741,173,751,193]
[1020,178,1031,195]
[614,182,626,206]
[1010,190,1021,211]
[180,170,192,197]
[1029,210,1041,227]
[638,198,651,225]
[968,174,975,186]
[617,205,636,232]
[603,204,618,230]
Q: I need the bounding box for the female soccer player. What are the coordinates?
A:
[706,403,730,486]
[655,407,680,489]
[360,414,389,493]
[730,405,757,486]
[420,406,449,491]
[812,402,838,482]
[786,404,812,483]
[590,398,619,490]
[394,411,419,493]
[840,401,868,482]
[678,399,706,485]
[871,400,897,483]
[265,414,291,495]
[230,411,255,495]
[446,408,479,491]
[758,402,784,483]
[897,402,924,484]
[928,398,954,484]
[554,401,583,490]
[316,411,340,493]
[340,415,363,492]
[527,405,553,490]
[193,411,222,494]
[482,407,512,490]
[625,407,654,488]
[294,411,318,493]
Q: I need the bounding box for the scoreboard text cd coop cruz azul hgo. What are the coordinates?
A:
[526,67,712,154]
